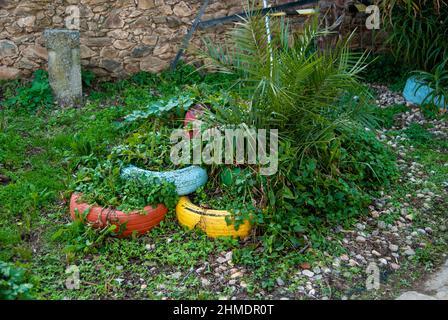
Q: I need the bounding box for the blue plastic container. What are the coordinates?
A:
[403,76,446,109]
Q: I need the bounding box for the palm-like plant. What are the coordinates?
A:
[197,13,372,171]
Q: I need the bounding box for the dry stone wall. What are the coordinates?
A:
[0,0,369,80]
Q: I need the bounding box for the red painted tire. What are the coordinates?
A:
[184,104,206,138]
[69,193,168,237]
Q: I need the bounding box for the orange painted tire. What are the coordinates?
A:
[69,193,168,237]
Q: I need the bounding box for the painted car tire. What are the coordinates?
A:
[403,76,446,109]
[184,104,207,138]
[121,165,208,196]
[176,196,251,239]
[69,193,168,237]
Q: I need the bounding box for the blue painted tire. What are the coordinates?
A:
[121,165,208,196]
[403,77,446,109]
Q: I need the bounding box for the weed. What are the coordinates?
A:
[3,70,53,112]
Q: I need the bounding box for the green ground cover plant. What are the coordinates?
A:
[381,0,448,72]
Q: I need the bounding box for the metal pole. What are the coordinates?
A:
[263,0,274,78]
[170,0,210,71]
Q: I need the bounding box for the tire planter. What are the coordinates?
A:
[121,165,208,196]
[403,76,446,109]
[184,104,206,138]
[176,196,251,239]
[69,193,168,238]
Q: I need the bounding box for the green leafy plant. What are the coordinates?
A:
[110,124,176,170]
[381,0,448,71]
[73,160,178,213]
[373,104,409,129]
[0,261,33,300]
[52,208,118,254]
[199,14,373,165]
[124,92,196,123]
[197,13,396,251]
[403,123,434,146]
[82,69,96,87]
[3,70,53,112]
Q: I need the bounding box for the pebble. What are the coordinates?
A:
[371,211,380,218]
[389,244,399,252]
[276,278,285,286]
[390,263,400,270]
[302,270,315,278]
[201,278,211,286]
[216,257,227,264]
[348,259,359,267]
[340,254,349,261]
[356,223,365,231]
[230,271,243,279]
[404,248,416,256]
[356,236,366,242]
[417,228,426,235]
[372,250,381,257]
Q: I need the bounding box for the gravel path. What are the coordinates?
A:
[371,84,448,301]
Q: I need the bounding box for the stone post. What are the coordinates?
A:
[43,29,82,107]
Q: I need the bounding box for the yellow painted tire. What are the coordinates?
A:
[176,197,251,239]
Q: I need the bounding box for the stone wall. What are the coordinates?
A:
[0,0,371,80]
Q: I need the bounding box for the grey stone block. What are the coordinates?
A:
[43,29,82,107]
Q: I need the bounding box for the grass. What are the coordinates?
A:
[1,69,447,300]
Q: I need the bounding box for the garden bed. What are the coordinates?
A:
[1,67,447,300]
